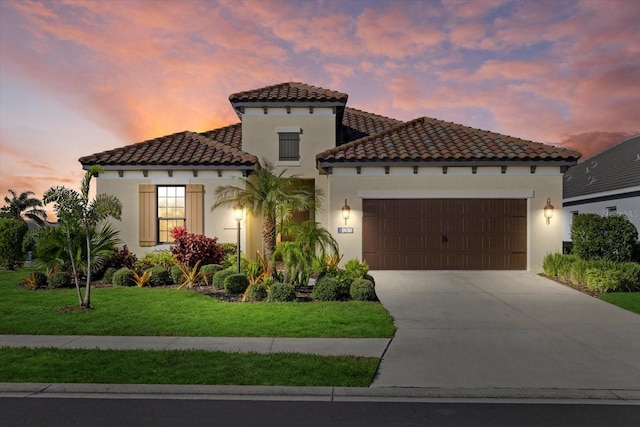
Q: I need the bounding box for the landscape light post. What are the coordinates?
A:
[233,203,244,273]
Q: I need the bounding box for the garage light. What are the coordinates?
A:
[544,198,554,225]
[341,199,351,225]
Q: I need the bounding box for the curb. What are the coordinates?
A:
[3,383,640,404]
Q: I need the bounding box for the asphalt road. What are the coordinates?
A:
[2,398,639,427]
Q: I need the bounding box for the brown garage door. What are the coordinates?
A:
[362,199,526,270]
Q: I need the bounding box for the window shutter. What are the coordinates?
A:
[139,184,156,247]
[186,184,204,235]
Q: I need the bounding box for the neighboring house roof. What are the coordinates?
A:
[229,82,348,106]
[317,116,581,167]
[79,130,257,169]
[563,134,640,199]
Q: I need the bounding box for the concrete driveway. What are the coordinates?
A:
[371,271,640,391]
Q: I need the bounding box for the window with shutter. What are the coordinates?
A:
[278,132,300,161]
[139,184,156,247]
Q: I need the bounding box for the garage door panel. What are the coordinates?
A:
[362,198,527,270]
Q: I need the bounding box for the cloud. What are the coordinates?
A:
[356,5,446,59]
[559,131,635,161]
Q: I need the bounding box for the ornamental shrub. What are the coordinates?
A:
[585,268,623,293]
[344,258,369,279]
[47,271,72,289]
[245,283,268,301]
[224,273,249,294]
[32,271,48,288]
[200,264,223,286]
[268,282,296,302]
[619,262,640,291]
[350,278,377,301]
[107,245,137,270]
[568,259,590,286]
[0,219,28,270]
[103,267,117,284]
[312,277,341,301]
[135,250,175,271]
[146,267,172,287]
[22,271,48,289]
[213,269,235,290]
[170,266,183,285]
[571,213,638,262]
[218,242,237,258]
[170,230,225,268]
[112,267,135,287]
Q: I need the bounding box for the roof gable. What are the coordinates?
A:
[563,134,640,198]
[229,82,348,106]
[79,129,257,168]
[317,116,581,165]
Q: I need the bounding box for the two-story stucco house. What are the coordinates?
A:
[79,82,581,272]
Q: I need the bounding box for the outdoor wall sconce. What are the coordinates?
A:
[544,198,554,225]
[233,203,244,272]
[341,199,351,225]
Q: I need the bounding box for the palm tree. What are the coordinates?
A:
[212,160,320,266]
[43,165,122,308]
[282,220,339,260]
[1,189,47,225]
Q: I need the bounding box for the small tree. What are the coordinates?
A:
[44,165,122,308]
[0,218,28,270]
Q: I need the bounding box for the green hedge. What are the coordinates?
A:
[350,278,377,301]
[213,269,235,290]
[571,213,638,262]
[224,273,249,294]
[47,271,72,289]
[112,268,135,287]
[543,252,640,293]
[268,283,296,302]
[312,277,342,301]
[145,267,172,287]
[245,283,268,301]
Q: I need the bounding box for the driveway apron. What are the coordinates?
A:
[371,271,640,390]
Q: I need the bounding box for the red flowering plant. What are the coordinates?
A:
[170,228,225,268]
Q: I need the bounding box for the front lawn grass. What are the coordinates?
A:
[0,268,395,338]
[0,347,379,387]
[600,292,640,315]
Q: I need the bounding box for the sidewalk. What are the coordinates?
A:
[0,335,390,357]
[2,334,640,403]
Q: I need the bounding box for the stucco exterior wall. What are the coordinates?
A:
[95,169,248,258]
[239,106,336,244]
[325,166,564,273]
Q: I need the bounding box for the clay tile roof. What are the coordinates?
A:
[229,82,348,104]
[78,127,257,167]
[338,107,404,145]
[317,117,582,164]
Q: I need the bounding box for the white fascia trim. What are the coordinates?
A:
[357,189,535,199]
[563,185,640,203]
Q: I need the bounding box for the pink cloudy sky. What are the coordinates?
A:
[1,0,638,217]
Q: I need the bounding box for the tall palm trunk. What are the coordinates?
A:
[263,213,277,269]
[82,232,92,308]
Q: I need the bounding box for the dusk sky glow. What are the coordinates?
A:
[1,0,638,217]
